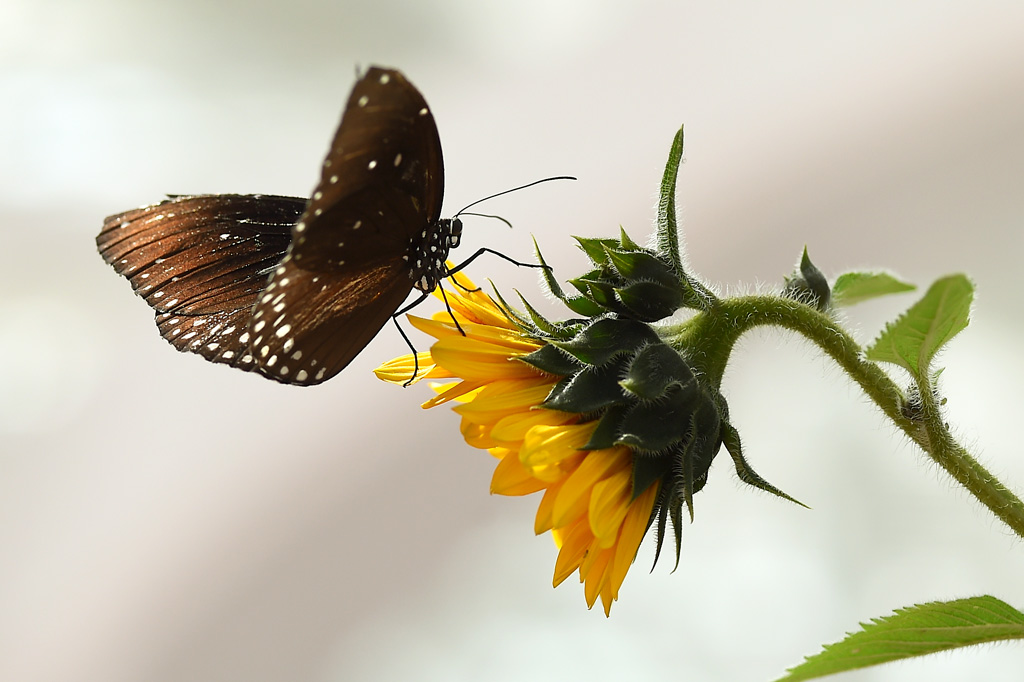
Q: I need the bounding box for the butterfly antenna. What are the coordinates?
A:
[459,211,513,229]
[454,176,576,216]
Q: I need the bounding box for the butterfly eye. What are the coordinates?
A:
[450,218,463,248]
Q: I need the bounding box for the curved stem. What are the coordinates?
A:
[661,295,1024,538]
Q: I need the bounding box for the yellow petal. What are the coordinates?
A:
[588,465,633,546]
[489,409,576,445]
[552,517,592,587]
[534,479,565,535]
[412,314,539,353]
[373,352,448,384]
[490,451,546,496]
[421,380,484,408]
[552,447,628,530]
[520,422,597,470]
[431,337,542,380]
[582,547,611,610]
[452,378,554,421]
[461,418,499,449]
[608,482,659,601]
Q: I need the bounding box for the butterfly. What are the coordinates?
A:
[97,66,462,386]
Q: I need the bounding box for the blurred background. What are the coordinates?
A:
[2,1,1023,680]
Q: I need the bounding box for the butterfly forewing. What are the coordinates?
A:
[97,194,303,372]
[289,66,444,271]
[250,67,447,383]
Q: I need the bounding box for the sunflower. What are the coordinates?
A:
[375,271,658,616]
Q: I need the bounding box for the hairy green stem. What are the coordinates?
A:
[661,294,1024,538]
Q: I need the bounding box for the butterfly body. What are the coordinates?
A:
[98,67,453,385]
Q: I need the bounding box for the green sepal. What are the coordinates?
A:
[532,237,604,318]
[799,247,831,310]
[783,247,831,311]
[488,284,539,335]
[574,236,619,267]
[650,491,670,571]
[630,453,671,502]
[551,317,660,367]
[603,247,678,287]
[577,277,620,309]
[615,279,685,322]
[562,294,605,317]
[667,493,684,570]
[721,422,808,508]
[567,267,603,295]
[620,342,694,400]
[684,398,723,502]
[583,404,628,450]
[512,291,564,338]
[542,360,627,413]
[615,383,702,452]
[618,226,642,251]
[656,125,685,274]
[518,344,583,377]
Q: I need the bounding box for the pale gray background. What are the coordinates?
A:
[2,1,1023,681]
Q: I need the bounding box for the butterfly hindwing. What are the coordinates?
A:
[97,194,304,373]
[246,258,416,385]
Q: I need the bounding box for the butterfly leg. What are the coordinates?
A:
[445,247,551,279]
[436,283,467,336]
[391,287,468,386]
[392,291,429,386]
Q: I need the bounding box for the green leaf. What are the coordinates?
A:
[655,126,685,274]
[832,271,916,307]
[776,595,1024,682]
[865,274,973,379]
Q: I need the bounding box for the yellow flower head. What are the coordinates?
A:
[375,271,657,616]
